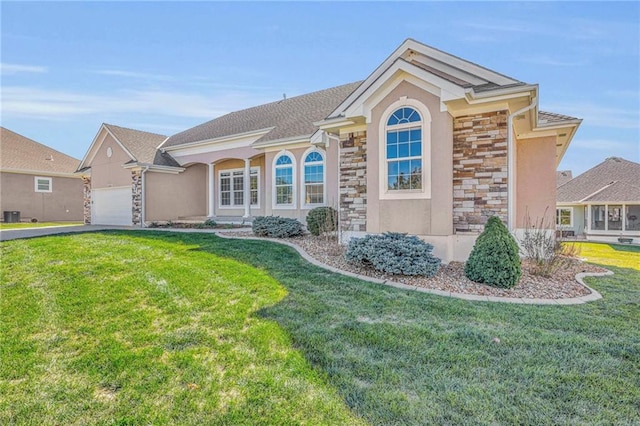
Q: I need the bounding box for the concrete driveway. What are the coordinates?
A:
[0,225,134,241]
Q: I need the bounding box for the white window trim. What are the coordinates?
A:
[556,207,573,227]
[301,147,326,209]
[378,97,432,200]
[35,176,52,193]
[272,150,297,209]
[218,167,260,209]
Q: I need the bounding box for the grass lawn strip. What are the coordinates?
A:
[1,232,638,425]
[0,221,83,230]
[0,233,364,425]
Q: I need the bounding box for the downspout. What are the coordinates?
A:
[140,165,150,228]
[325,131,342,241]
[507,97,537,233]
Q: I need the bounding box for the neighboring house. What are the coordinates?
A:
[0,127,83,222]
[557,170,573,187]
[78,39,582,261]
[557,157,640,243]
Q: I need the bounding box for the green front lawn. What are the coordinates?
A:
[0,221,83,230]
[1,232,639,425]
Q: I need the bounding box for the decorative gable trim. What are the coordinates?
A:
[78,124,136,171]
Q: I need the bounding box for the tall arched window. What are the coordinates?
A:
[274,153,294,206]
[386,107,422,191]
[303,150,325,205]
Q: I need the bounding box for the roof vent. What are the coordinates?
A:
[558,133,567,137]
[46,155,54,161]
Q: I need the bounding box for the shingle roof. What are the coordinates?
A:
[0,127,80,175]
[539,111,580,125]
[557,170,573,187]
[557,157,640,203]
[162,82,362,148]
[103,124,178,167]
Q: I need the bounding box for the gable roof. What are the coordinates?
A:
[557,157,640,203]
[103,124,178,167]
[557,170,573,187]
[161,81,362,149]
[0,127,80,175]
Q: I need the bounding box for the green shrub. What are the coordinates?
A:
[306,207,338,236]
[345,232,441,277]
[464,216,521,288]
[252,216,304,238]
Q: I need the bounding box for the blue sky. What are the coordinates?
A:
[1,1,638,175]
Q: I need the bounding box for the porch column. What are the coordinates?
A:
[208,163,215,218]
[243,159,251,218]
[243,158,251,219]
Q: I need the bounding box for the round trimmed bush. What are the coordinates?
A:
[345,232,441,277]
[252,216,304,238]
[306,207,338,236]
[464,216,521,288]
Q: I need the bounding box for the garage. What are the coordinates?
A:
[92,186,132,225]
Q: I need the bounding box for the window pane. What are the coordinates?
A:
[233,176,244,191]
[398,130,409,143]
[398,143,409,158]
[387,131,397,144]
[305,152,323,163]
[409,128,421,141]
[388,175,399,190]
[305,184,323,204]
[305,165,323,184]
[221,192,230,206]
[398,160,410,175]
[276,155,292,166]
[234,191,244,205]
[410,142,421,157]
[275,167,292,185]
[608,205,622,230]
[386,144,397,159]
[592,205,605,230]
[276,186,292,204]
[626,205,640,231]
[220,176,230,192]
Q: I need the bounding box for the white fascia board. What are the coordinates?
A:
[251,135,311,149]
[409,53,487,86]
[309,130,324,145]
[327,39,418,119]
[162,127,275,153]
[78,124,136,170]
[404,39,518,86]
[155,135,171,150]
[315,117,357,130]
[0,168,81,178]
[465,85,538,104]
[343,60,467,121]
[122,162,185,174]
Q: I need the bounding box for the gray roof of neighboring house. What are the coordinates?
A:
[557,170,573,187]
[162,82,362,148]
[0,127,80,174]
[557,157,640,203]
[103,124,179,167]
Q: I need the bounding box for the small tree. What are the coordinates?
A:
[465,216,521,288]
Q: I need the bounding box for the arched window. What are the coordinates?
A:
[303,150,325,205]
[386,107,422,191]
[274,153,294,206]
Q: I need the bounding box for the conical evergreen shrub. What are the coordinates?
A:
[464,216,522,288]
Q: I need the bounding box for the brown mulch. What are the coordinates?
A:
[222,231,607,299]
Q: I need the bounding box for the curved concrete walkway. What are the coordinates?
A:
[1,225,610,305]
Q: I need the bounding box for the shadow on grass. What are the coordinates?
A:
[609,243,640,253]
[101,231,640,425]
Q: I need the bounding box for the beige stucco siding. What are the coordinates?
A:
[0,172,83,221]
[145,164,207,221]
[90,134,133,189]
[366,80,453,236]
[515,135,557,228]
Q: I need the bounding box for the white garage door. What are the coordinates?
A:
[92,187,132,226]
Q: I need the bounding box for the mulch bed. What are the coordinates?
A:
[223,231,608,299]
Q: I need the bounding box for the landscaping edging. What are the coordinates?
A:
[216,232,610,305]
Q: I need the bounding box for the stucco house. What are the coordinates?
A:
[556,157,640,243]
[0,127,83,223]
[78,39,582,261]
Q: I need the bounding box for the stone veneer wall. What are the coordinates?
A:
[82,176,91,224]
[132,171,142,226]
[452,110,508,233]
[339,131,367,232]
